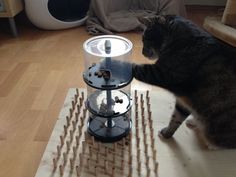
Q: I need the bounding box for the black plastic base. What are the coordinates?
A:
[87,115,132,142]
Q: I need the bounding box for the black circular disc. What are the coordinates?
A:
[83,62,132,90]
[87,114,132,142]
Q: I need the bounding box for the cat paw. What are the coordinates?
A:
[185,118,198,130]
[158,127,173,139]
[197,131,221,150]
[158,131,164,139]
[205,142,221,151]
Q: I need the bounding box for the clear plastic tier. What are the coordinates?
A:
[86,89,132,117]
[83,35,133,90]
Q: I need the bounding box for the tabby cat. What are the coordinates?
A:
[132,15,236,149]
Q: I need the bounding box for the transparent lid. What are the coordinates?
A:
[83,35,133,57]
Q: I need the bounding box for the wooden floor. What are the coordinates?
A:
[0,6,235,177]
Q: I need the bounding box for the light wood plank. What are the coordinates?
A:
[0,63,30,97]
[31,71,63,110]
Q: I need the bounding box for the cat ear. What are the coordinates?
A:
[138,15,167,27]
[154,15,167,25]
[137,17,153,27]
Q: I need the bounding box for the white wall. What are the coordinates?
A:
[185,0,227,6]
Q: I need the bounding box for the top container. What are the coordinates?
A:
[83,35,133,90]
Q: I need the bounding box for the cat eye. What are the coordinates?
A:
[142,34,153,42]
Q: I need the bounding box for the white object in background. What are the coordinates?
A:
[24,0,89,30]
[0,0,5,12]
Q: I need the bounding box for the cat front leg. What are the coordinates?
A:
[132,63,166,86]
[159,103,191,138]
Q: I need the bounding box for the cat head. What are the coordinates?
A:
[138,15,171,60]
[138,15,207,60]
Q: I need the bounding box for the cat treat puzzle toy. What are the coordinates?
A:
[34,35,159,177]
[83,36,133,142]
